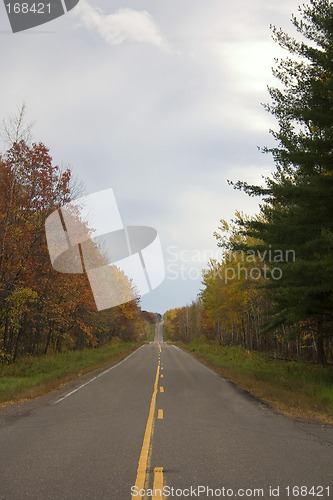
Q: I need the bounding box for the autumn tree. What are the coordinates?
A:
[200,216,268,350]
[0,115,149,360]
[0,138,94,359]
[164,301,214,343]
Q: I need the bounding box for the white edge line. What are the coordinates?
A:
[53,345,145,405]
[172,345,182,351]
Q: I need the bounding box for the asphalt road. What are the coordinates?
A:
[0,322,332,500]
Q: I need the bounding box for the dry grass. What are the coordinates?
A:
[0,341,140,406]
[180,340,333,424]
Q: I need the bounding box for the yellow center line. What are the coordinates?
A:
[161,374,164,378]
[131,362,160,500]
[160,387,164,393]
[152,467,164,499]
[158,409,164,419]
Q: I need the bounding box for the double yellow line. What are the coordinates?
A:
[131,350,163,500]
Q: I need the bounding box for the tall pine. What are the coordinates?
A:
[230,0,333,364]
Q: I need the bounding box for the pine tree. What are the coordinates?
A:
[230,0,333,364]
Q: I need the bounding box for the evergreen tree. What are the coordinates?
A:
[230,0,333,363]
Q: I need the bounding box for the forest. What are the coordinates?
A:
[0,109,152,363]
[165,0,333,366]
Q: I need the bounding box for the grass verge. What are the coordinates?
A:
[0,339,140,405]
[149,324,155,342]
[180,337,333,423]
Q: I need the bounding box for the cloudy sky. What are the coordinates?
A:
[1,0,302,313]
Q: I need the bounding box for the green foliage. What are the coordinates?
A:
[187,338,333,415]
[228,0,333,363]
[148,324,155,342]
[0,339,135,403]
[5,287,37,332]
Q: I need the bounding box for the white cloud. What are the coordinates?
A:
[75,0,170,50]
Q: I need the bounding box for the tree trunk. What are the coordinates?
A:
[315,334,326,366]
[313,317,326,365]
[44,321,53,355]
[3,315,9,352]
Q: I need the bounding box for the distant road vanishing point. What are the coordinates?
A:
[0,322,332,499]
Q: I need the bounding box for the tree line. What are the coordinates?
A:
[165,0,333,365]
[0,110,152,363]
